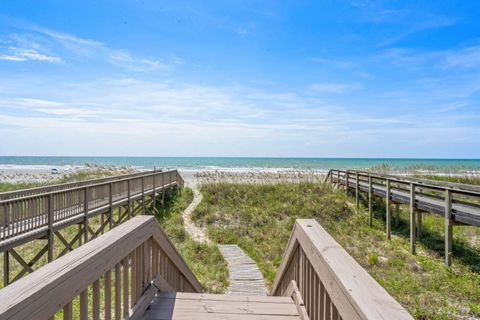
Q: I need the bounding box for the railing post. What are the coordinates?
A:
[345,171,349,196]
[409,183,416,254]
[128,179,132,218]
[84,187,89,243]
[445,189,453,266]
[109,183,113,229]
[142,176,145,214]
[368,175,373,227]
[355,172,359,208]
[386,179,391,240]
[153,172,156,207]
[336,170,340,189]
[161,171,165,206]
[47,193,54,262]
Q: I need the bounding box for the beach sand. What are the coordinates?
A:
[0,164,138,184]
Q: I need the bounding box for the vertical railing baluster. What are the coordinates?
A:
[92,279,100,320]
[63,301,72,320]
[105,270,112,320]
[123,256,130,317]
[80,289,88,320]
[115,263,121,319]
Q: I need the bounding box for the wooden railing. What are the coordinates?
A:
[272,219,413,320]
[0,169,184,287]
[0,216,202,320]
[325,169,480,265]
[0,169,182,244]
[0,169,181,200]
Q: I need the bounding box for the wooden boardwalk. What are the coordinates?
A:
[326,169,480,265]
[218,244,267,296]
[0,169,183,285]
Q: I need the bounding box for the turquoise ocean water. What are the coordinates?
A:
[0,157,480,172]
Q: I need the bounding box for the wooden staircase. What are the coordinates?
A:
[0,215,413,320]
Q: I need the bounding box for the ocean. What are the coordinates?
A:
[1,156,480,173]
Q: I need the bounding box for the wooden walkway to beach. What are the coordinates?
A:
[218,244,267,296]
[326,169,480,266]
[0,216,414,320]
[0,169,183,285]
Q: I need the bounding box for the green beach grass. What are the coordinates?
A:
[192,181,480,319]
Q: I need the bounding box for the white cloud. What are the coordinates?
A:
[0,46,61,63]
[0,75,478,157]
[0,26,183,72]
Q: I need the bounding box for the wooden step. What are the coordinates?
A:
[143,292,300,320]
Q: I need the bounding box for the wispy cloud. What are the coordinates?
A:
[444,45,480,68]
[0,25,182,72]
[0,47,61,62]
[110,50,168,72]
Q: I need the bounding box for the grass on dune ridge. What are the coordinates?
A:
[192,181,480,320]
[0,169,129,193]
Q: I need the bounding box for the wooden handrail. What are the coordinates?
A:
[330,169,480,196]
[328,168,480,265]
[0,216,202,320]
[0,170,181,243]
[0,169,163,200]
[271,219,413,320]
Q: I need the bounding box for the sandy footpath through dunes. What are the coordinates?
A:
[181,174,211,244]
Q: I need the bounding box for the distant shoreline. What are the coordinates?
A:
[1,162,480,185]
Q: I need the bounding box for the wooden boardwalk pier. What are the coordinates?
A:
[325,169,480,265]
[0,169,183,285]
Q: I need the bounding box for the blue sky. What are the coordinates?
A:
[0,1,479,157]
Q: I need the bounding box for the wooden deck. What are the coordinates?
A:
[143,292,299,320]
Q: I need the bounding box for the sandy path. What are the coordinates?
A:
[182,185,210,244]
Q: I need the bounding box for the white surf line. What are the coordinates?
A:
[182,186,210,244]
[218,244,267,296]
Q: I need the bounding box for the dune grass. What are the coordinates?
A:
[192,181,480,320]
[413,174,480,186]
[0,169,125,193]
